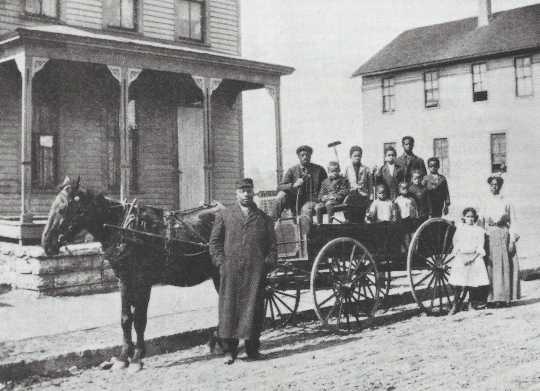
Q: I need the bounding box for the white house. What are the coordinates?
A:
[353,1,540,258]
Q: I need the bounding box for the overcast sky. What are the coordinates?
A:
[239,0,539,190]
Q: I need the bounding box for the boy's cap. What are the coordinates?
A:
[296,145,313,155]
[236,178,254,189]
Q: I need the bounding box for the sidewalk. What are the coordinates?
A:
[1,256,538,381]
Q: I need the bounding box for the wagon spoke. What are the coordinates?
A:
[441,277,452,306]
[413,270,433,288]
[442,254,455,265]
[430,276,439,308]
[273,293,295,314]
[275,290,299,299]
[270,296,284,318]
[318,292,337,308]
[268,296,275,320]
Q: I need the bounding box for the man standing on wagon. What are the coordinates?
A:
[272,145,327,220]
[209,178,277,364]
[396,136,427,182]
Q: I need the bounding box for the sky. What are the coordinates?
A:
[239,0,539,190]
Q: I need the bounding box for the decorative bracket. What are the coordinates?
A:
[127,67,142,87]
[191,75,206,93]
[31,57,49,78]
[106,65,122,84]
[265,85,279,101]
[14,53,26,76]
[209,78,223,95]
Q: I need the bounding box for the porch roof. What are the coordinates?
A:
[0,25,294,86]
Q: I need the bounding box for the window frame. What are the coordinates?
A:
[515,56,533,97]
[175,0,207,44]
[472,62,488,102]
[105,0,140,32]
[433,138,450,177]
[382,77,395,113]
[24,0,60,20]
[490,132,507,174]
[423,70,440,108]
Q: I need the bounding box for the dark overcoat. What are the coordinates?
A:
[277,163,328,207]
[209,203,277,340]
[375,164,405,200]
[396,153,427,181]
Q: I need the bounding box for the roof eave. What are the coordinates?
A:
[11,28,295,77]
[352,45,540,78]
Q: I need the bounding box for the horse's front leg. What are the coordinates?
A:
[114,280,134,370]
[130,284,152,373]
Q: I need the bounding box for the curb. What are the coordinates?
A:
[0,286,425,382]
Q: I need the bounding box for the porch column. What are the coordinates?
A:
[106,66,141,201]
[15,55,49,223]
[191,76,223,204]
[266,84,283,186]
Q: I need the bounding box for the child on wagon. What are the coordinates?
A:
[423,157,450,217]
[394,181,418,221]
[448,207,489,315]
[408,170,430,222]
[365,184,399,223]
[315,161,350,224]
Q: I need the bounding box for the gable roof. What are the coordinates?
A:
[352,3,540,77]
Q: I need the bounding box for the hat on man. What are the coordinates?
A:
[296,145,313,155]
[236,178,254,189]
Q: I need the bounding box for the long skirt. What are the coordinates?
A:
[485,226,521,303]
[448,252,489,287]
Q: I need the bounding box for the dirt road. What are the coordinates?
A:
[10,279,540,391]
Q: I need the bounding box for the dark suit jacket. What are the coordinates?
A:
[396,153,427,181]
[277,163,327,205]
[209,203,277,340]
[375,164,405,199]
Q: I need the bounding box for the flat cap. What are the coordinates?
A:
[296,145,313,154]
[236,178,254,189]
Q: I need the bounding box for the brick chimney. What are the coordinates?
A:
[478,0,492,27]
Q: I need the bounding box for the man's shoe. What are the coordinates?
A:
[224,353,235,365]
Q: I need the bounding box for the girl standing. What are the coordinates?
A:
[448,207,489,314]
[423,157,450,217]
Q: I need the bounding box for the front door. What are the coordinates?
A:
[177,106,205,210]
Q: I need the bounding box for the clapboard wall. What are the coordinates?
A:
[0,0,240,56]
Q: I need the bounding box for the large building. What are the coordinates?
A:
[0,0,293,243]
[353,1,540,258]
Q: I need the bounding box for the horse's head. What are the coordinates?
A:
[41,177,123,255]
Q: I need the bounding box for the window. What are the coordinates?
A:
[32,100,58,190]
[128,100,139,191]
[25,0,58,18]
[424,70,439,108]
[490,133,507,173]
[105,0,138,30]
[433,138,449,177]
[515,56,533,97]
[472,63,488,102]
[382,77,395,113]
[177,0,205,41]
[383,142,396,158]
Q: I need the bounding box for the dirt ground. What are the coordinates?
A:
[8,279,540,391]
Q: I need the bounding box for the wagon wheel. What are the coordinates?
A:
[264,264,301,328]
[311,237,380,329]
[407,218,455,315]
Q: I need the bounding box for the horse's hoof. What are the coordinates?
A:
[111,357,129,370]
[128,361,143,373]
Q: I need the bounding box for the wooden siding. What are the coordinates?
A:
[0,62,21,216]
[0,0,239,56]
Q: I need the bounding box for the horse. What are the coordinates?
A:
[41,181,223,372]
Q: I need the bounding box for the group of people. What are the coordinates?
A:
[271,136,450,226]
[206,136,520,364]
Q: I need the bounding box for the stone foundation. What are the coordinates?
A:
[0,242,118,296]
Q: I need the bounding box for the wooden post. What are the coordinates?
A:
[106,66,141,201]
[15,55,49,223]
[191,76,222,204]
[266,85,283,186]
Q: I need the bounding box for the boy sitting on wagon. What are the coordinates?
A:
[314,161,350,224]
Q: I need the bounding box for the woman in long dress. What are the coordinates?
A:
[479,176,520,306]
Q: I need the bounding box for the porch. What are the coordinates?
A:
[0,25,293,244]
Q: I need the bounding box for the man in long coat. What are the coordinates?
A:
[209,178,277,364]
